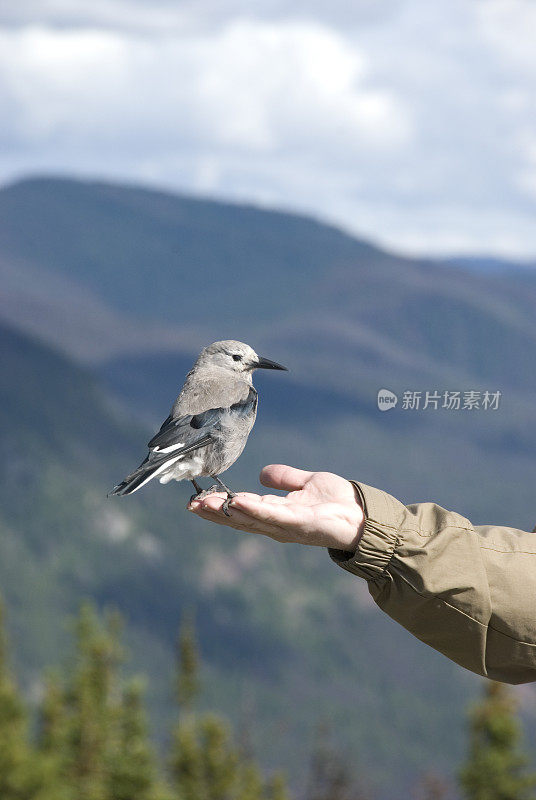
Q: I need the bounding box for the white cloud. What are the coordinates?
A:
[0,0,535,257]
[0,0,403,36]
[0,28,130,142]
[0,21,408,154]
[476,0,536,71]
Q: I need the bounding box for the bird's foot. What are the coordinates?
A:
[189,482,236,516]
[189,484,222,504]
[211,476,236,515]
[222,491,236,517]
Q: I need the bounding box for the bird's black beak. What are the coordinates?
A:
[255,356,288,371]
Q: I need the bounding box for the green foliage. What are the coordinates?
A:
[459,681,536,800]
[38,669,76,800]
[107,677,159,800]
[0,602,46,799]
[170,713,240,800]
[236,761,264,800]
[265,773,291,800]
[36,602,164,800]
[16,594,536,800]
[170,615,291,800]
[0,599,291,800]
[0,603,29,798]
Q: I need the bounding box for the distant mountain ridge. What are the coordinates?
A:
[2,175,536,399]
[0,175,382,350]
[447,255,536,272]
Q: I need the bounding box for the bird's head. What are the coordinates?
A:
[196,340,287,377]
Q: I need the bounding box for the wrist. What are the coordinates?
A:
[339,481,365,553]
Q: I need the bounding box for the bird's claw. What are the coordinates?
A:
[222,494,235,516]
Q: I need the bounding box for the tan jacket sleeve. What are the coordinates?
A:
[329,482,536,684]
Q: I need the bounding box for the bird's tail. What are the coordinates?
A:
[108,453,181,497]
[109,434,213,498]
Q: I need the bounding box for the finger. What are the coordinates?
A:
[189,498,287,538]
[259,464,314,492]
[187,492,227,511]
[188,492,285,512]
[235,492,287,505]
[197,494,232,513]
[195,492,296,529]
[189,504,247,529]
[196,494,283,519]
[226,493,305,529]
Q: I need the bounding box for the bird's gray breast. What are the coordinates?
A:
[201,391,258,476]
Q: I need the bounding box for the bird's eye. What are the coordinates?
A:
[232,354,242,362]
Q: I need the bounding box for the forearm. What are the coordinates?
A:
[330,482,536,684]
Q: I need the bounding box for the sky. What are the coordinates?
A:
[1,0,535,258]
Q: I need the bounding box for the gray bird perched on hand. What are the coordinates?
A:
[109,340,287,514]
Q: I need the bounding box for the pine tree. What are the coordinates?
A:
[171,699,242,800]
[200,713,240,799]
[36,602,164,800]
[236,759,263,800]
[37,668,75,800]
[170,612,204,799]
[170,711,205,800]
[460,680,536,800]
[169,613,290,800]
[0,601,44,799]
[40,669,70,756]
[107,676,161,800]
[65,603,121,800]
[170,615,238,799]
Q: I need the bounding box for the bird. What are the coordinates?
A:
[109,340,287,515]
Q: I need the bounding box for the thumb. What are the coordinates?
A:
[259,464,314,492]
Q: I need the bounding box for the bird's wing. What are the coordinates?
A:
[148,385,258,453]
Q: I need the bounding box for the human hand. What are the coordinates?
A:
[188,464,365,551]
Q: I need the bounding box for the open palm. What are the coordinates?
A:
[188,464,364,551]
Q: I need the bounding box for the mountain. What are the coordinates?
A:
[0,176,381,326]
[1,175,536,794]
[446,255,536,273]
[2,175,536,401]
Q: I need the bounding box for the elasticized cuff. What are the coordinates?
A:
[329,481,406,581]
